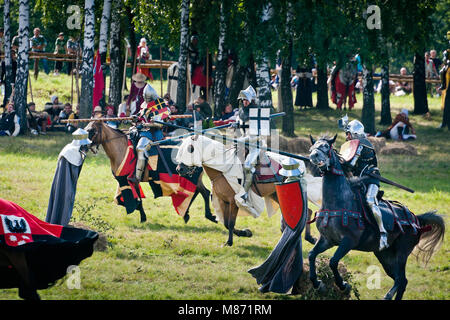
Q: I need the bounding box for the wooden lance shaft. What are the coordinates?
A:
[60,114,193,123]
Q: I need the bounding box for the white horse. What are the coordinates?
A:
[175,134,322,246]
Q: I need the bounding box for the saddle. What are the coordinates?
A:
[254,155,283,184]
[358,188,420,235]
[378,199,420,235]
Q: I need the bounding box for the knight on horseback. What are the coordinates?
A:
[128,84,171,184]
[233,85,271,215]
[339,116,389,251]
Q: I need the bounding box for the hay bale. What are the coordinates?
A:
[69,222,109,252]
[380,142,418,156]
[291,258,358,300]
[367,136,386,153]
[274,135,311,155]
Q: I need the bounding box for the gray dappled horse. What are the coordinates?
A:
[308,134,445,300]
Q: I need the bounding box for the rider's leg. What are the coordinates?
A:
[366,184,389,250]
[129,136,151,184]
[242,148,259,200]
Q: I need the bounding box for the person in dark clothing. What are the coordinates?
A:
[0,49,17,109]
[194,96,212,119]
[0,102,20,136]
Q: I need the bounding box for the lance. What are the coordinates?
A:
[367,172,415,193]
[148,113,311,162]
[60,114,193,124]
[152,112,286,132]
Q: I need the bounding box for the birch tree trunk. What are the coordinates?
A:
[255,57,273,108]
[213,0,229,117]
[80,0,95,119]
[99,0,112,61]
[361,65,376,135]
[255,2,274,109]
[176,0,190,113]
[98,0,112,108]
[108,0,122,108]
[14,0,30,134]
[3,0,12,104]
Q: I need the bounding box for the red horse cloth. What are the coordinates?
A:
[0,199,63,247]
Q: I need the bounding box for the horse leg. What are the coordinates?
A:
[376,246,410,300]
[6,251,40,300]
[231,201,252,238]
[329,237,355,293]
[308,236,332,291]
[305,208,317,244]
[196,179,217,223]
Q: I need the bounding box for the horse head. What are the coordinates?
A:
[84,121,104,154]
[309,134,338,173]
[176,134,227,176]
[176,135,204,177]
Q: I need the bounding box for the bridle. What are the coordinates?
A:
[310,139,344,176]
[88,122,127,154]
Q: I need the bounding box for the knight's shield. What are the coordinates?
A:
[339,139,360,162]
[249,107,271,136]
[275,180,306,230]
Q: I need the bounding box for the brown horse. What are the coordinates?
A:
[84,121,215,224]
[176,134,318,246]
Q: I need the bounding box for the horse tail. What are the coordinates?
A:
[413,211,445,266]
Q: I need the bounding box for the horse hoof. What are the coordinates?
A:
[243,229,252,237]
[314,281,326,294]
[184,213,190,224]
[222,241,232,247]
[205,213,218,224]
[305,235,317,245]
[340,282,352,294]
[140,216,147,223]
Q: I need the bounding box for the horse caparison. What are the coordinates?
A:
[84,121,215,224]
[176,134,319,247]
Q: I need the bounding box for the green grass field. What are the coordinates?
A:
[0,73,448,300]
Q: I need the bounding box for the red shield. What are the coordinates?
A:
[275,180,305,230]
[339,139,360,162]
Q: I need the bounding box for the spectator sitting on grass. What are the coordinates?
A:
[220,103,238,121]
[0,102,20,137]
[92,106,103,119]
[394,68,412,96]
[117,95,130,118]
[27,102,48,135]
[59,103,75,133]
[44,95,64,130]
[375,108,416,141]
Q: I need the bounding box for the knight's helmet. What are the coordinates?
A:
[345,119,366,139]
[279,157,302,180]
[238,85,257,102]
[71,128,91,146]
[143,83,159,102]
